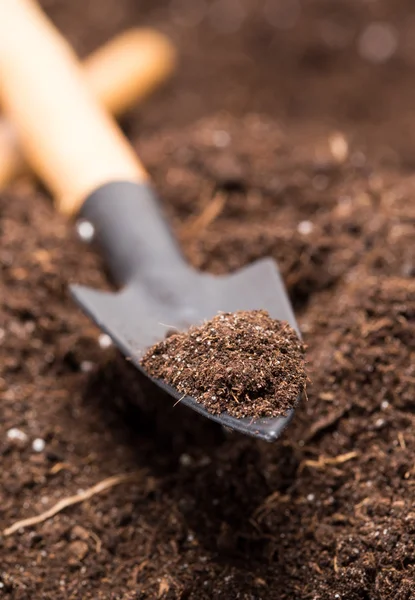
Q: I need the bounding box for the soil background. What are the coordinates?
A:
[1,1,414,599]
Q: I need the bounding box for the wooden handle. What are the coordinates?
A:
[0,0,148,215]
[0,28,176,188]
[0,118,22,187]
[85,28,176,117]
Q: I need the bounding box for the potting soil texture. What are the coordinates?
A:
[0,0,414,599]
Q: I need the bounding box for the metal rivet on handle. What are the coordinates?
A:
[76,219,95,242]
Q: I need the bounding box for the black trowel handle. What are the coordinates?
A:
[0,0,186,284]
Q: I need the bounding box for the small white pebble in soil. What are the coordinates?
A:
[76,220,95,242]
[32,438,46,453]
[297,220,314,235]
[7,428,28,442]
[375,418,385,428]
[180,453,192,467]
[307,493,315,502]
[98,333,112,349]
[80,361,94,373]
[358,22,398,64]
[381,400,389,410]
[212,130,230,148]
[329,132,349,163]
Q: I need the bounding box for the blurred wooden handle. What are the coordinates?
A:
[0,0,151,215]
[0,28,175,188]
[86,28,176,118]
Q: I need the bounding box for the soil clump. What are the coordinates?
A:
[142,310,306,419]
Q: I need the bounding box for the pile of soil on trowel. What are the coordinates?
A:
[142,310,306,419]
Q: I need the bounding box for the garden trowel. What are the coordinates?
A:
[0,0,300,442]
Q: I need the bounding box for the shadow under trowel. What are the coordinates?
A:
[82,350,229,462]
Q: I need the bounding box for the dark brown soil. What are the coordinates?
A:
[1,1,415,599]
[141,311,306,419]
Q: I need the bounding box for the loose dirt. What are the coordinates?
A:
[0,0,414,599]
[141,311,306,419]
